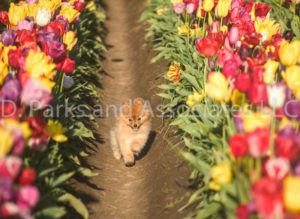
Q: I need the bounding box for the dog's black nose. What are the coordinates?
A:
[133,124,138,128]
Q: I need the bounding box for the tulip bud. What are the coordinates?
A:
[283,30,294,41]
[267,84,286,109]
[239,47,252,61]
[63,76,74,89]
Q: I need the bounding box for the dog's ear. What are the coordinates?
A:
[120,99,131,116]
[134,98,144,105]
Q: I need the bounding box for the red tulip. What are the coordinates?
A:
[251,177,283,218]
[235,73,251,92]
[56,54,75,73]
[0,11,9,25]
[275,136,300,162]
[223,59,239,78]
[8,49,23,68]
[246,128,270,158]
[229,134,248,157]
[196,37,220,57]
[16,30,38,46]
[247,83,268,106]
[17,168,36,185]
[44,21,66,37]
[217,48,234,67]
[74,1,85,11]
[235,204,249,219]
[0,156,22,180]
[255,3,271,18]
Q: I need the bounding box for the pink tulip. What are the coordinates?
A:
[224,37,231,50]
[0,156,22,180]
[16,186,39,212]
[186,3,196,14]
[265,158,290,180]
[26,0,38,5]
[11,130,26,155]
[21,79,52,110]
[173,2,185,14]
[217,48,234,67]
[229,26,240,45]
[231,0,243,8]
[16,20,34,31]
[222,59,239,78]
[230,8,240,23]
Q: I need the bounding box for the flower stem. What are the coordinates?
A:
[269,112,276,157]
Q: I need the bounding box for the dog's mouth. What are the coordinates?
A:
[132,126,139,131]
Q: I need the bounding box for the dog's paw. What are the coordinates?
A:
[124,154,135,167]
[113,150,122,160]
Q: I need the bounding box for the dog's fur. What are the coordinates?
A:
[110,98,152,166]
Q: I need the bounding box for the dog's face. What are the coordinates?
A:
[120,98,151,131]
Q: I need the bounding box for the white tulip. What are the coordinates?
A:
[267,84,286,109]
[36,8,51,27]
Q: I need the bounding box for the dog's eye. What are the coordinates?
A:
[137,117,141,121]
[128,118,132,122]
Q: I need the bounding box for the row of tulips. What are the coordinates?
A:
[144,0,300,218]
[0,0,104,218]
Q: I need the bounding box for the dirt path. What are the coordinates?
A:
[78,0,192,218]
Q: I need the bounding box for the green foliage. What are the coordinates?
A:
[22,4,106,219]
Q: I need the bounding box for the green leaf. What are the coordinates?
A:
[58,193,88,219]
[51,171,75,188]
[196,203,221,219]
[34,207,66,218]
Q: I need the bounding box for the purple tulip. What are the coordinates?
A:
[38,31,59,46]
[234,112,244,132]
[0,179,13,201]
[1,30,16,46]
[49,41,66,59]
[208,59,215,69]
[2,79,22,103]
[284,100,300,121]
[16,20,34,31]
[11,130,26,155]
[293,159,300,176]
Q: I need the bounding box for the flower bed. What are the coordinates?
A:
[143,0,300,218]
[0,0,105,218]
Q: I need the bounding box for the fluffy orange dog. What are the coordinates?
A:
[110,98,152,166]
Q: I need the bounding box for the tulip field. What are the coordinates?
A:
[1,0,300,218]
[0,0,105,218]
[143,0,300,218]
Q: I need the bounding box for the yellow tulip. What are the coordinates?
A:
[231,89,247,107]
[0,61,8,85]
[8,3,28,26]
[249,3,256,21]
[216,0,231,18]
[263,59,279,84]
[196,7,204,18]
[283,65,300,100]
[177,24,189,35]
[46,120,68,142]
[3,119,31,138]
[279,40,300,66]
[38,0,62,13]
[0,128,13,159]
[63,31,78,51]
[209,162,232,191]
[156,8,169,16]
[60,5,80,23]
[171,0,183,3]
[167,61,181,83]
[254,18,280,42]
[205,72,231,103]
[40,78,56,92]
[27,4,39,18]
[220,25,228,33]
[86,0,96,12]
[186,94,195,108]
[2,46,16,65]
[203,0,214,12]
[242,110,270,132]
[194,90,205,103]
[283,176,300,213]
[26,50,56,80]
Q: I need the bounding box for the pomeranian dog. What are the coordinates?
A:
[110,98,152,166]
